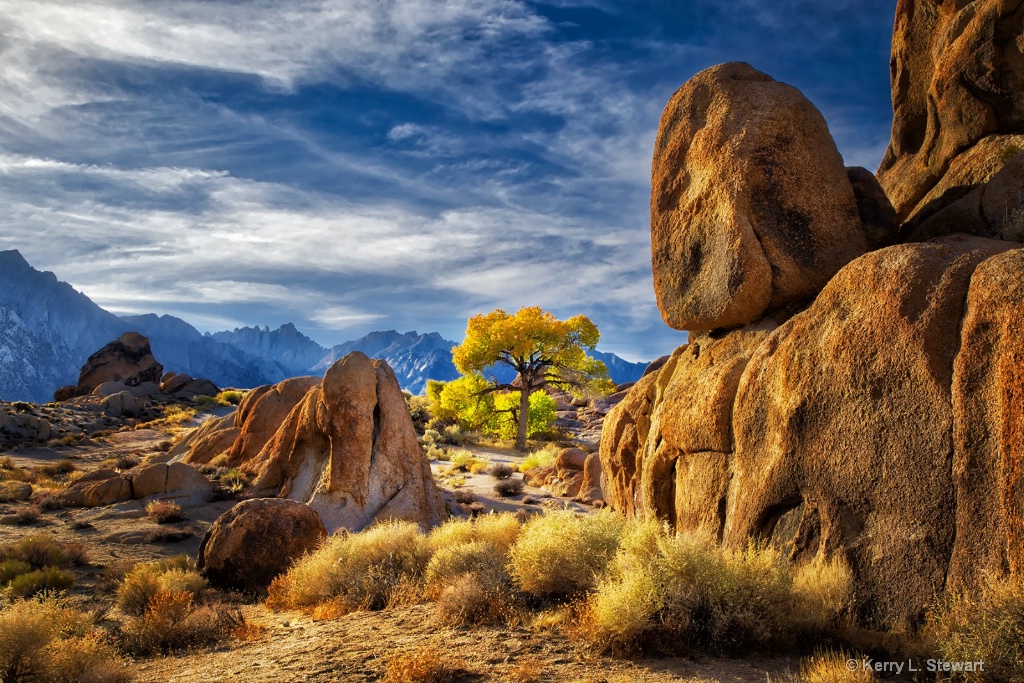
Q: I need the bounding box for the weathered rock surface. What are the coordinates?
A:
[949,248,1024,589]
[100,391,141,419]
[198,498,327,594]
[76,332,163,395]
[727,237,1014,629]
[62,462,213,507]
[651,62,866,332]
[224,377,321,467]
[878,0,1024,226]
[602,232,1024,629]
[175,353,445,533]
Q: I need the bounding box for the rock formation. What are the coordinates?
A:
[198,498,327,593]
[62,462,213,508]
[878,0,1024,236]
[74,332,164,395]
[175,353,446,532]
[602,7,1024,631]
[650,62,872,332]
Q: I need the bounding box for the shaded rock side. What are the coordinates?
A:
[877,0,1024,224]
[600,323,775,537]
[76,332,163,394]
[651,62,865,332]
[726,236,1016,630]
[198,498,327,594]
[243,352,446,533]
[949,247,1024,589]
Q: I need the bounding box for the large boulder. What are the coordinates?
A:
[100,391,141,419]
[76,332,163,394]
[651,62,866,332]
[726,236,1015,630]
[127,462,213,499]
[877,0,1024,227]
[198,498,327,594]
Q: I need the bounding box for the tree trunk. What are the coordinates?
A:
[516,386,531,451]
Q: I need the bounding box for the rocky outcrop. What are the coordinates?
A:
[62,462,213,507]
[75,333,163,395]
[602,19,1024,630]
[878,0,1024,233]
[175,353,446,533]
[651,62,867,332]
[246,353,446,532]
[198,498,327,594]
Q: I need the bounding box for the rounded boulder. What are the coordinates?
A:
[198,498,327,594]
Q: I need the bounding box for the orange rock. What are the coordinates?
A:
[651,62,865,332]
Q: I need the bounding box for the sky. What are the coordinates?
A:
[0,0,898,362]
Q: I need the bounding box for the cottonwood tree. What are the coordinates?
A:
[451,306,610,450]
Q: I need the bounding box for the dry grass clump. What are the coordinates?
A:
[0,481,30,503]
[0,535,86,570]
[797,650,879,683]
[426,513,521,554]
[0,596,127,683]
[145,500,184,524]
[99,454,140,471]
[927,574,1024,682]
[37,459,76,477]
[425,541,515,625]
[447,449,489,473]
[792,559,855,633]
[519,444,558,473]
[116,556,206,616]
[582,521,850,656]
[509,509,626,599]
[381,645,467,683]
[267,521,430,613]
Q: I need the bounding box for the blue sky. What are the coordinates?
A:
[0,0,897,361]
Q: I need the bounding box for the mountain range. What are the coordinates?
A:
[0,250,648,402]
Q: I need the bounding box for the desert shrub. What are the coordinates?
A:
[39,634,130,683]
[489,463,514,480]
[117,591,235,656]
[191,395,221,407]
[208,454,230,469]
[494,478,524,497]
[219,468,249,493]
[793,650,879,683]
[424,445,448,461]
[382,645,466,683]
[452,489,475,504]
[0,596,126,683]
[38,460,76,477]
[519,444,558,473]
[99,454,140,471]
[2,535,77,569]
[0,456,16,470]
[792,558,854,633]
[0,560,32,585]
[927,574,1024,682]
[145,500,183,524]
[584,521,799,655]
[509,509,626,599]
[425,540,516,625]
[117,559,206,617]
[9,506,41,526]
[162,406,196,425]
[447,450,476,471]
[426,514,521,555]
[8,567,76,597]
[442,425,467,445]
[217,390,244,405]
[267,521,429,612]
